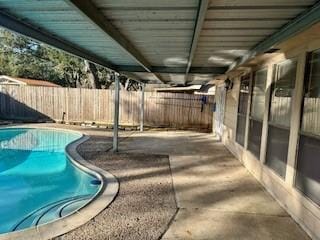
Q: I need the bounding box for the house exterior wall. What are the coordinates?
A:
[218,37,320,239]
[221,77,241,158]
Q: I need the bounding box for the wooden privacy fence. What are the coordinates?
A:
[0,85,214,129]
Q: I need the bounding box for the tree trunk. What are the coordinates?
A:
[84,60,101,89]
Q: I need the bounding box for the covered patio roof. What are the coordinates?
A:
[0,0,319,85]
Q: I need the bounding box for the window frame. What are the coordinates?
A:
[294,49,320,205]
[247,68,268,159]
[268,59,297,129]
[265,58,298,178]
[235,74,251,147]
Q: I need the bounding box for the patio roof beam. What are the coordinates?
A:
[229,1,320,70]
[116,66,228,75]
[66,0,165,83]
[0,11,115,70]
[185,0,209,84]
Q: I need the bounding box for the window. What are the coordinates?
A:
[236,74,250,146]
[265,59,297,178]
[296,49,320,205]
[247,69,267,159]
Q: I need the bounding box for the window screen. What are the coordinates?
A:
[236,75,250,146]
[247,69,267,159]
[296,49,320,205]
[236,115,247,146]
[251,69,268,121]
[265,59,297,178]
[269,60,297,128]
[266,125,290,178]
[300,50,320,136]
[247,119,263,159]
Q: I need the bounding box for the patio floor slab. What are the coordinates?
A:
[28,124,309,240]
[120,130,310,240]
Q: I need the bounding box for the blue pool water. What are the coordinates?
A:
[0,128,100,234]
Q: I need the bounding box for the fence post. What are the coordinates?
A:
[140,83,145,132]
[113,73,120,152]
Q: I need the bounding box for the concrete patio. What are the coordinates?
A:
[119,130,310,240]
[43,124,310,240]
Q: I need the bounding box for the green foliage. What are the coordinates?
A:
[0,28,112,88]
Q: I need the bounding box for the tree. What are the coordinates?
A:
[0,28,121,89]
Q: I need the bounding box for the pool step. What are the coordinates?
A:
[12,195,91,231]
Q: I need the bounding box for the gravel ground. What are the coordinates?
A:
[54,128,177,240]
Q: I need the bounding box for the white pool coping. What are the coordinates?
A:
[0,126,119,240]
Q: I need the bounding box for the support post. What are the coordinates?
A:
[113,73,120,152]
[140,83,145,132]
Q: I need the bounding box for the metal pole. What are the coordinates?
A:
[140,83,145,132]
[113,73,120,152]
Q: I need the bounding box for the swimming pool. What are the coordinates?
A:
[0,128,100,234]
